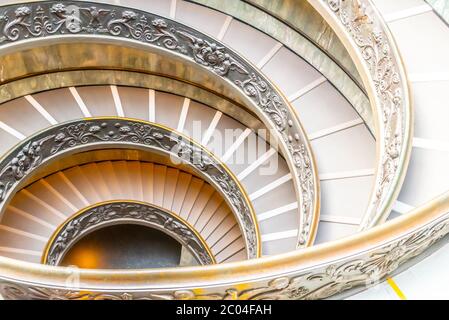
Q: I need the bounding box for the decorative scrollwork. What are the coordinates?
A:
[0,118,258,259]
[0,0,419,301]
[0,136,53,201]
[0,284,173,300]
[322,0,411,227]
[177,30,248,76]
[2,211,449,300]
[0,1,318,247]
[50,122,174,154]
[235,73,287,132]
[107,12,185,51]
[44,202,215,266]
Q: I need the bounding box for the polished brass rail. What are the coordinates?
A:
[42,201,216,266]
[0,0,320,248]
[0,190,448,299]
[0,117,260,259]
[0,0,420,300]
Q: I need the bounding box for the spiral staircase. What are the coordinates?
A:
[0,0,446,300]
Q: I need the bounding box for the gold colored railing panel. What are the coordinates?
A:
[0,1,320,247]
[0,118,260,259]
[42,201,216,266]
[307,0,413,228]
[0,0,422,300]
[0,190,448,300]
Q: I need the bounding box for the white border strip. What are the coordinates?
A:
[383,4,432,23]
[0,121,26,140]
[308,118,364,141]
[69,87,91,117]
[258,202,298,222]
[249,174,292,201]
[409,72,449,83]
[202,111,222,145]
[288,77,327,102]
[261,229,298,242]
[413,137,449,152]
[257,42,283,69]
[110,85,125,117]
[25,95,57,125]
[237,148,277,180]
[319,168,375,181]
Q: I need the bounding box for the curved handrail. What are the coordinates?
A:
[307,0,413,228]
[0,190,448,300]
[0,117,260,259]
[0,0,421,300]
[0,0,320,247]
[42,201,216,266]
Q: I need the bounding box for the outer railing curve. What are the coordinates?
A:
[0,0,423,300]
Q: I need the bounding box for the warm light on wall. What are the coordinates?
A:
[63,247,100,269]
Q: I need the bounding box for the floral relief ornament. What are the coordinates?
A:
[0,135,54,201]
[0,0,421,301]
[1,213,449,300]
[323,0,408,227]
[0,119,259,260]
[45,203,214,266]
[0,1,317,247]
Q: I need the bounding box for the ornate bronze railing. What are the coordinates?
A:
[0,190,448,300]
[42,201,216,266]
[0,117,260,259]
[0,0,425,300]
[0,0,319,247]
[308,0,413,228]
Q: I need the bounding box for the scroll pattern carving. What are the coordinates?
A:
[1,212,448,300]
[0,1,317,247]
[0,0,417,301]
[0,119,258,258]
[44,202,214,266]
[322,0,410,227]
